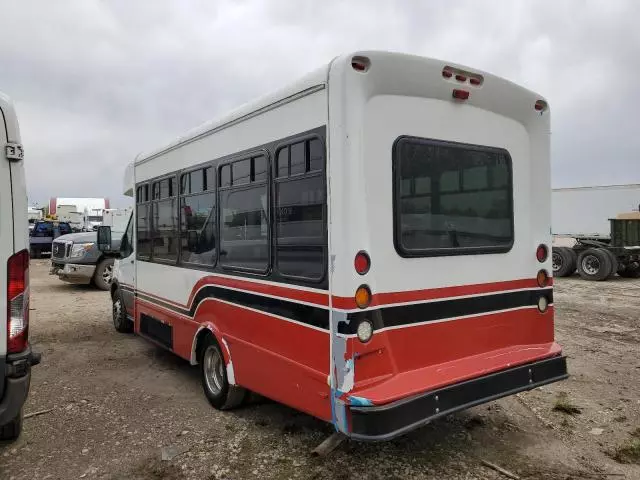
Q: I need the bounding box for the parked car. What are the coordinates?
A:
[1,90,41,441]
[49,230,123,290]
[29,220,72,258]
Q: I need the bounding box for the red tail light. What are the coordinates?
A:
[354,251,371,275]
[536,244,548,263]
[7,249,29,353]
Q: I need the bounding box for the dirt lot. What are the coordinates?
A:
[1,260,639,480]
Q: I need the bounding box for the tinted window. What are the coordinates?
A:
[137,204,152,259]
[204,167,213,190]
[394,137,513,256]
[233,159,251,186]
[290,142,305,176]
[59,223,72,235]
[190,170,204,193]
[276,176,325,241]
[308,138,323,172]
[219,184,268,271]
[273,136,326,281]
[152,198,178,261]
[220,165,231,188]
[34,222,53,236]
[252,156,267,182]
[277,147,288,178]
[181,192,216,265]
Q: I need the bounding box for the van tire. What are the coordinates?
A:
[618,264,640,278]
[552,247,576,277]
[93,258,114,291]
[112,288,133,333]
[577,248,612,281]
[0,410,23,441]
[199,335,246,410]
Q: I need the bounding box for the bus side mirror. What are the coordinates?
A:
[97,226,113,253]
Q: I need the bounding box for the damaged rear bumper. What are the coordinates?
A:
[348,355,568,441]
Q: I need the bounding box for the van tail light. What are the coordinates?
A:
[7,249,29,353]
[452,89,470,100]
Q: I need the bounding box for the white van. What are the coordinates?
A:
[0,91,40,441]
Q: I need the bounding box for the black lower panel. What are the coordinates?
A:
[140,314,172,349]
[350,355,568,440]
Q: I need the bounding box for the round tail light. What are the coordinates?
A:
[536,244,548,263]
[355,285,372,309]
[537,269,550,288]
[354,251,371,275]
[356,320,373,343]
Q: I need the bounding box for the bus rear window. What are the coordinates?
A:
[393,137,513,257]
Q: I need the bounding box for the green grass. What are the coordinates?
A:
[610,428,640,464]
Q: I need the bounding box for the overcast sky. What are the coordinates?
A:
[1,0,638,207]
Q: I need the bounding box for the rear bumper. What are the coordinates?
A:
[50,262,95,284]
[349,355,568,441]
[0,346,41,425]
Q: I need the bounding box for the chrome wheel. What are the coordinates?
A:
[102,264,113,284]
[203,345,225,396]
[581,254,600,275]
[552,252,562,272]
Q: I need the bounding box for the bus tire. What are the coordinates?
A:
[577,248,612,281]
[112,288,133,333]
[0,409,23,441]
[199,335,246,410]
[93,258,114,291]
[552,247,575,277]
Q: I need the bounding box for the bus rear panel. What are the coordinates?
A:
[327,52,566,439]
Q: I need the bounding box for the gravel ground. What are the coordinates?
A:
[0,260,639,479]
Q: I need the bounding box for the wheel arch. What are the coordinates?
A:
[190,322,225,366]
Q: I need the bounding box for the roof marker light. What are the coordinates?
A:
[351,56,371,73]
[452,89,470,100]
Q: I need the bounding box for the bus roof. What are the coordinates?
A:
[135,63,331,165]
[134,50,547,167]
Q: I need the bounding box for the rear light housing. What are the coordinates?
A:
[537,269,550,288]
[7,249,29,353]
[536,244,548,263]
[452,89,470,100]
[351,56,370,73]
[355,285,372,309]
[354,251,371,275]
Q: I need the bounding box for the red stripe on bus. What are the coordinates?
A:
[331,277,552,310]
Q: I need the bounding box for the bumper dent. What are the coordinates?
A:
[349,355,568,441]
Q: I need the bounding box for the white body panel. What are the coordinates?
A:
[552,184,640,237]
[0,91,27,357]
[327,52,550,298]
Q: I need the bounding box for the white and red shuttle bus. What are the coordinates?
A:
[101,51,567,440]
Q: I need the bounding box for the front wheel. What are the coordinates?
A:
[112,289,133,333]
[0,409,23,441]
[199,336,246,410]
[93,258,115,291]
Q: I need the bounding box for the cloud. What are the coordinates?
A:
[0,0,638,207]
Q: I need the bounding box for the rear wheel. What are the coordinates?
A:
[577,248,613,281]
[112,288,133,333]
[552,247,576,277]
[199,335,246,410]
[602,250,618,278]
[0,409,23,441]
[93,258,114,291]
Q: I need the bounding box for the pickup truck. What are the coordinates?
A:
[29,220,72,258]
[49,231,122,290]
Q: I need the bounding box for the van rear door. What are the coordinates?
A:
[0,100,15,398]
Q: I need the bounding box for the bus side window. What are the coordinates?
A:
[180,168,216,266]
[218,156,269,273]
[274,137,327,281]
